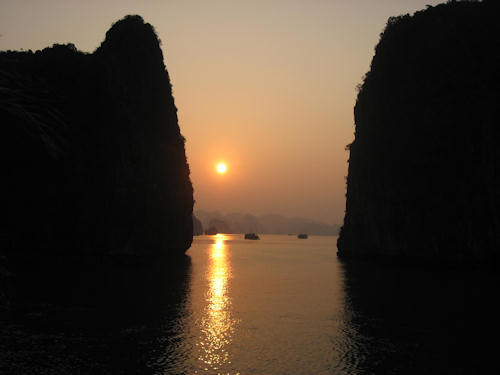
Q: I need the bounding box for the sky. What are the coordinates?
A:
[0,0,445,225]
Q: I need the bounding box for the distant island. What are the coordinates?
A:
[195,210,340,235]
[338,0,500,262]
[193,215,203,236]
[0,15,193,256]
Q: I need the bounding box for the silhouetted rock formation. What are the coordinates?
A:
[205,226,218,235]
[1,15,193,256]
[208,219,232,234]
[338,0,500,262]
[193,215,203,236]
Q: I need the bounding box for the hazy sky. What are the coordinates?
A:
[1,0,444,224]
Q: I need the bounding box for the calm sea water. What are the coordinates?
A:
[173,234,346,375]
[2,234,498,374]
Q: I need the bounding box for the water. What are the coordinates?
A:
[1,234,498,374]
[175,234,347,374]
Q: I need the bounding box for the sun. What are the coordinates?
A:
[216,162,227,174]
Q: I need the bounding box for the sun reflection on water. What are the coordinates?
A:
[197,234,238,373]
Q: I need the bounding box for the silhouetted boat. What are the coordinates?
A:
[297,234,308,239]
[244,233,260,240]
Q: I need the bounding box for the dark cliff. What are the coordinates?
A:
[1,15,193,256]
[338,0,500,262]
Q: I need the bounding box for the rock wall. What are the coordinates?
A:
[1,15,193,256]
[338,0,500,262]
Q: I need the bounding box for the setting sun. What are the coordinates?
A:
[216,162,227,174]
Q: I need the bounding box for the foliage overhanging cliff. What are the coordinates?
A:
[0,15,193,255]
[338,0,500,261]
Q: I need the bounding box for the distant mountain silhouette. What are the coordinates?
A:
[0,15,193,256]
[338,0,500,262]
[193,215,203,236]
[207,218,232,234]
[196,210,339,235]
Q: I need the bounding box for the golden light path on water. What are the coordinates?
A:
[196,234,239,374]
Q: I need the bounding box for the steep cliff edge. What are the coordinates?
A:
[1,15,193,256]
[338,1,500,262]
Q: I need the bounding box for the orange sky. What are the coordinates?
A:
[1,0,444,225]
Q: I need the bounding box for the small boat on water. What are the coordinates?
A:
[244,233,260,240]
[297,233,308,239]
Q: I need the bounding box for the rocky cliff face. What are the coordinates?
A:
[338,1,500,262]
[1,15,193,256]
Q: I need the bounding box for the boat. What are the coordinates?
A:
[297,233,308,239]
[244,233,260,240]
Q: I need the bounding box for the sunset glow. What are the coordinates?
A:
[197,233,235,371]
[0,0,446,227]
[216,162,227,174]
